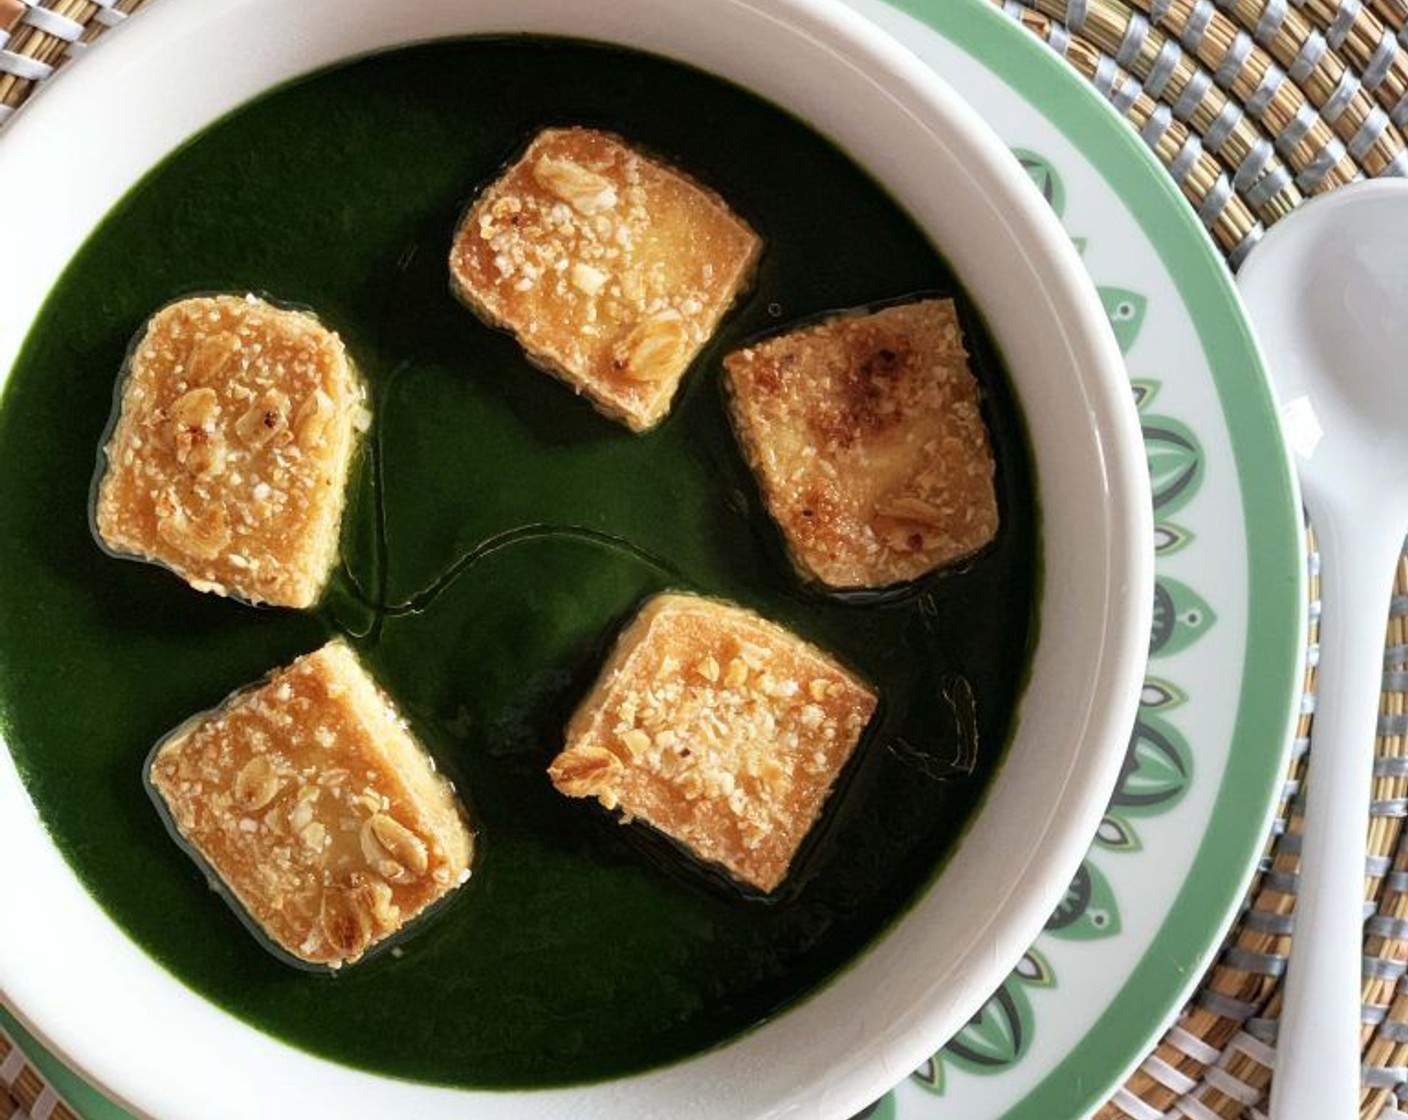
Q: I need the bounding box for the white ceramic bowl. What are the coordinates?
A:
[0,1,1152,1118]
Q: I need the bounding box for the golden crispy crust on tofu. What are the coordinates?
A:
[723,299,999,589]
[148,640,473,969]
[94,294,368,609]
[548,593,876,893]
[449,127,762,433]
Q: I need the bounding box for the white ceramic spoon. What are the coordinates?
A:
[1238,179,1408,1120]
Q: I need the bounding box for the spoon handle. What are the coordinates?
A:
[1270,514,1400,1120]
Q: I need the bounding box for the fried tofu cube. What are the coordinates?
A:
[548,593,876,893]
[724,299,999,589]
[449,127,761,432]
[94,294,368,608]
[147,639,473,969]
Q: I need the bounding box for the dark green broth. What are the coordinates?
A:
[1,38,1036,1086]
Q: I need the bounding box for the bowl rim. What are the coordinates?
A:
[0,1,1153,1117]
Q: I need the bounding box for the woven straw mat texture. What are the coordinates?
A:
[2,0,1407,1118]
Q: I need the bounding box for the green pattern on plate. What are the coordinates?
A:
[1116,714,1195,816]
[1154,520,1196,556]
[1130,379,1160,409]
[942,978,1036,1072]
[1095,814,1143,853]
[1151,577,1218,657]
[1099,287,1148,354]
[1012,149,1065,218]
[1013,948,1056,988]
[1141,677,1189,711]
[1045,859,1122,941]
[1145,413,1205,516]
[912,1055,944,1094]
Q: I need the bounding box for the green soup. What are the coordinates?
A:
[0,38,1037,1087]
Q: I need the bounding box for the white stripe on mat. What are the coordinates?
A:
[1111,1087,1165,1120]
[0,49,52,80]
[1205,1065,1263,1105]
[1173,1095,1226,1120]
[1227,1029,1277,1067]
[0,1042,26,1084]
[1142,1054,1198,1094]
[20,5,83,41]
[1326,0,1361,49]
[1167,1025,1221,1064]
[1364,27,1398,90]
[30,1085,59,1120]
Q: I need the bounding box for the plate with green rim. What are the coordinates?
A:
[0,0,1302,1117]
[842,0,1304,1116]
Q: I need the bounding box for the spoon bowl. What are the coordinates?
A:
[1248,191,1408,491]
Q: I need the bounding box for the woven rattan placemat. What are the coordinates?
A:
[1,0,1405,1117]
